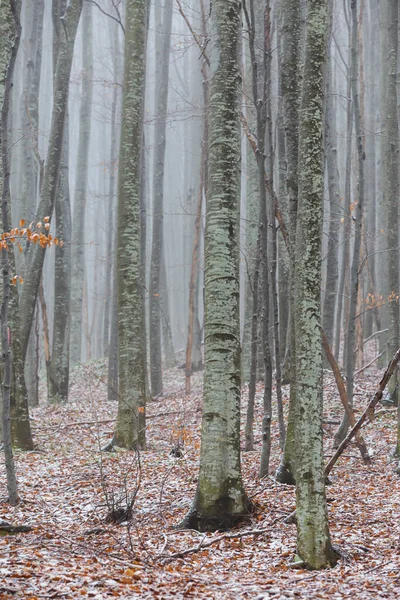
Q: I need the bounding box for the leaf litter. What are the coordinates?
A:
[1,361,399,599]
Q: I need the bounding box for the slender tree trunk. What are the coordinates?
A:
[1,0,22,504]
[294,0,337,569]
[113,0,148,450]
[182,0,249,531]
[103,20,121,358]
[20,0,44,409]
[384,0,399,407]
[70,1,93,367]
[275,0,301,486]
[265,0,286,452]
[149,0,174,396]
[160,252,175,368]
[19,0,83,364]
[322,15,340,358]
[335,0,365,446]
[334,51,352,363]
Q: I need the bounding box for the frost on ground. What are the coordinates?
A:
[1,361,400,599]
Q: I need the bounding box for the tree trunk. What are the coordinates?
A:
[0,0,22,504]
[384,0,399,406]
[149,0,174,397]
[335,0,365,446]
[70,1,93,367]
[275,0,302,486]
[113,0,148,450]
[20,0,44,409]
[19,0,83,364]
[182,0,249,531]
[103,19,121,358]
[293,0,337,570]
[322,18,340,359]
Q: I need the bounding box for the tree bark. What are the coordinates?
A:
[149,0,174,396]
[0,0,22,504]
[113,0,148,449]
[182,0,249,531]
[293,0,337,569]
[383,0,399,406]
[335,0,365,446]
[70,1,93,367]
[275,0,302,486]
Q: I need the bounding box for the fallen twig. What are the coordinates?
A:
[32,410,194,431]
[354,352,384,376]
[159,527,270,562]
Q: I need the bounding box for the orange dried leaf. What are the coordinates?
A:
[19,219,26,227]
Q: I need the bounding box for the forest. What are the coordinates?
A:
[0,0,400,598]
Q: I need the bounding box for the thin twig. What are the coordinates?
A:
[354,352,384,375]
[159,527,270,562]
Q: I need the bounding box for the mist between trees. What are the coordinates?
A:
[1,0,400,583]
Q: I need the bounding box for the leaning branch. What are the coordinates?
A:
[321,328,370,464]
[325,347,400,476]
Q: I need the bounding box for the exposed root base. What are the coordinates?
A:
[178,508,248,533]
[275,462,295,486]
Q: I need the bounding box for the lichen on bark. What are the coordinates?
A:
[113,0,148,450]
[182,0,249,532]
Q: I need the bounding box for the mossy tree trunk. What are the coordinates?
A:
[113,0,148,450]
[0,0,34,451]
[275,0,302,486]
[0,0,22,503]
[293,0,337,570]
[182,0,249,532]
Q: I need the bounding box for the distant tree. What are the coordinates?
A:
[293,0,337,569]
[149,0,174,397]
[48,0,73,403]
[70,1,94,368]
[113,0,148,449]
[19,0,82,368]
[383,0,399,408]
[182,0,249,531]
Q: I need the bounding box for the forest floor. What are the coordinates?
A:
[1,358,400,599]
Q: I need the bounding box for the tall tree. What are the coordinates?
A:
[182,0,249,531]
[1,0,22,504]
[293,0,337,569]
[4,0,34,450]
[20,0,44,408]
[19,0,83,365]
[275,0,302,485]
[383,0,399,406]
[70,1,93,367]
[47,0,72,402]
[322,6,340,357]
[335,0,365,445]
[113,0,148,450]
[149,0,174,396]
